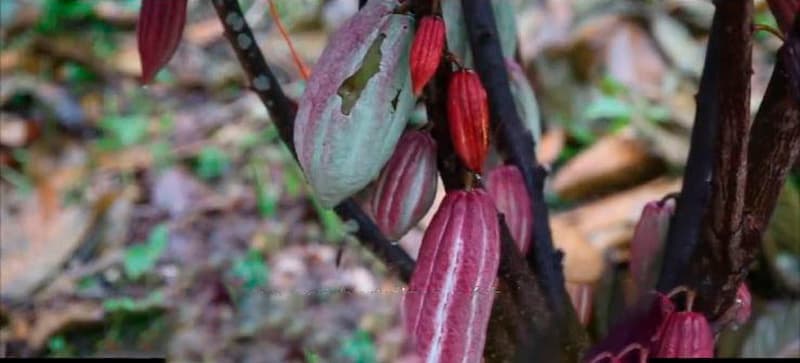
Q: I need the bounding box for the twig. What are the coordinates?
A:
[211,0,415,282]
[266,0,310,80]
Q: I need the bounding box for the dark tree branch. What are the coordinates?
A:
[656,0,726,292]
[211,0,415,282]
[460,0,568,316]
[687,0,754,318]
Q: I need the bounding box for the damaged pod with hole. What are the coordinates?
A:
[447,69,490,173]
[410,16,446,95]
[652,310,714,358]
[486,164,532,253]
[294,0,415,208]
[629,199,675,298]
[403,189,500,363]
[369,130,438,240]
[137,0,188,84]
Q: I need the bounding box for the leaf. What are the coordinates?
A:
[441,0,473,68]
[507,59,541,144]
[492,0,519,60]
[123,224,168,280]
[339,330,377,363]
[231,249,269,291]
[194,146,229,180]
[764,181,800,292]
[741,301,800,358]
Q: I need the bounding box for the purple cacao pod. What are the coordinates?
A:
[653,311,714,358]
[486,165,532,253]
[403,189,500,363]
[629,199,675,298]
[370,130,438,240]
[585,292,675,362]
[137,0,188,84]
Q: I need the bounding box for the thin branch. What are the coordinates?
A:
[687,0,754,317]
[656,0,726,292]
[460,0,568,316]
[211,0,415,282]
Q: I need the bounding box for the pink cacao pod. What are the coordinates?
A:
[486,164,532,253]
[403,189,500,363]
[653,311,714,358]
[734,283,752,325]
[137,0,188,84]
[447,69,490,173]
[410,16,446,95]
[566,282,593,326]
[370,130,438,240]
[629,199,675,298]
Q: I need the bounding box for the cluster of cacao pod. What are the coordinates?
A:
[136,0,535,360]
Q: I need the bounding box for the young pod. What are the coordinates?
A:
[137,0,188,84]
[653,311,714,358]
[404,189,500,363]
[370,130,438,240]
[294,0,415,207]
[566,282,594,327]
[629,199,675,298]
[734,283,752,325]
[410,16,446,95]
[585,292,675,362]
[486,165,531,253]
[447,70,490,173]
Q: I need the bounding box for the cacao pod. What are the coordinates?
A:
[566,282,594,326]
[403,189,500,363]
[653,311,714,358]
[486,165,531,253]
[410,16,446,95]
[447,70,490,173]
[585,292,675,362]
[734,283,752,325]
[137,0,188,84]
[370,130,438,240]
[629,199,675,298]
[294,0,415,207]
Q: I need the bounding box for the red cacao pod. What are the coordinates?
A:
[370,130,438,240]
[486,164,531,253]
[137,0,188,84]
[410,16,446,96]
[653,311,714,358]
[629,199,675,298]
[734,283,752,325]
[403,189,500,363]
[447,70,490,173]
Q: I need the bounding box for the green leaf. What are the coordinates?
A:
[339,330,377,363]
[441,0,474,68]
[97,115,149,150]
[583,97,632,122]
[194,146,229,180]
[231,249,269,291]
[491,0,518,60]
[123,224,169,280]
